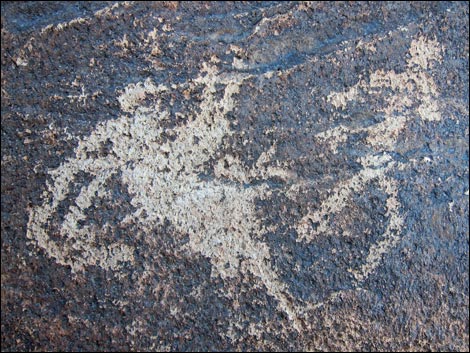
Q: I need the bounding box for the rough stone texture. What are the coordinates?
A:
[1,1,469,351]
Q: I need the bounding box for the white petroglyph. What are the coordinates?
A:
[297,35,442,285]
[27,63,303,331]
[27,35,443,332]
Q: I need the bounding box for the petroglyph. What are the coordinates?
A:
[27,63,304,330]
[296,35,443,283]
[327,36,442,120]
[27,34,443,331]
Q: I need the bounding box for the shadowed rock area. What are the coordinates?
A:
[1,1,469,351]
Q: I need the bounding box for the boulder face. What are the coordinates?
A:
[1,1,468,351]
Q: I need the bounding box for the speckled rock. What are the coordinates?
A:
[1,1,468,351]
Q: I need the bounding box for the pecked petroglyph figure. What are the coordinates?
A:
[27,34,443,331]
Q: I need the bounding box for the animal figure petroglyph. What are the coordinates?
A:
[27,35,443,331]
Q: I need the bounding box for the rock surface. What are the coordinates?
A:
[1,1,469,351]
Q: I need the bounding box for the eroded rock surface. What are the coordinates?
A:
[1,2,468,351]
